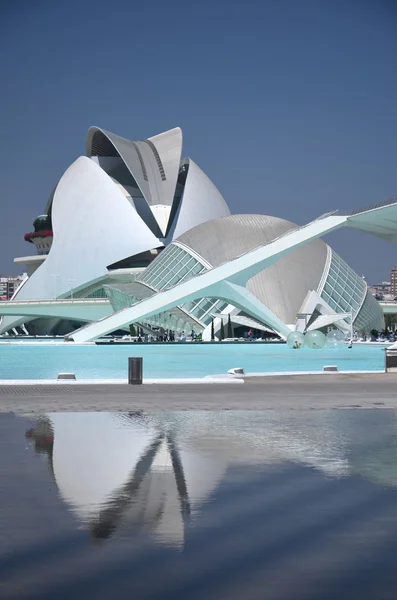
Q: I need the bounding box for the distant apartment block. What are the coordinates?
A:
[390,266,397,295]
[0,274,26,300]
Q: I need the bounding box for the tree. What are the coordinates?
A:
[220,319,225,340]
[227,313,233,338]
[129,324,136,336]
[211,318,215,341]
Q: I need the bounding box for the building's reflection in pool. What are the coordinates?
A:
[2,409,397,599]
[25,412,229,547]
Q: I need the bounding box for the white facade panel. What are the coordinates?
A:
[0,156,161,333]
[147,126,183,207]
[86,127,152,207]
[168,159,231,241]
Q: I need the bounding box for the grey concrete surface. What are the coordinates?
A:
[0,373,396,413]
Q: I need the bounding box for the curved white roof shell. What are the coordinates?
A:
[176,214,328,325]
[167,159,231,241]
[87,126,182,208]
[86,127,230,239]
[0,157,161,333]
[86,126,183,236]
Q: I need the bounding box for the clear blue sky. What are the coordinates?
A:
[1,0,396,282]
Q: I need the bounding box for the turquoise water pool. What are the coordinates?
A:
[0,342,388,379]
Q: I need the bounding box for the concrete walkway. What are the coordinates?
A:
[0,373,396,413]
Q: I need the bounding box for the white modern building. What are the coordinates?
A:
[0,125,392,339]
[1,126,229,335]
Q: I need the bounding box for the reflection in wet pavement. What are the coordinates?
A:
[2,410,397,598]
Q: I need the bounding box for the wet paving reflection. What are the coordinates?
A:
[2,410,397,598]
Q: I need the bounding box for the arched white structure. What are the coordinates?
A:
[0,157,161,333]
[3,126,231,335]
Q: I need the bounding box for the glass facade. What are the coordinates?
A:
[320,251,366,318]
[142,309,199,333]
[354,290,384,333]
[138,243,207,291]
[104,285,201,333]
[182,297,229,326]
[104,243,384,335]
[107,243,231,330]
[85,287,108,299]
[104,286,141,311]
[65,287,108,300]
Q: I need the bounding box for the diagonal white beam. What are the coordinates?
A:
[67,214,348,342]
[68,201,397,342]
[215,282,292,338]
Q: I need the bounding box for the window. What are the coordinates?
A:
[138,243,208,291]
[321,251,366,318]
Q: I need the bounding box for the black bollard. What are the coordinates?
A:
[128,357,143,384]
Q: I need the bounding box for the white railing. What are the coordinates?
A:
[0,298,110,305]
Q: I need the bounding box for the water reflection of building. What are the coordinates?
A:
[26,413,227,547]
[25,410,397,547]
[216,410,397,482]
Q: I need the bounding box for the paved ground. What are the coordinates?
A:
[0,373,396,413]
